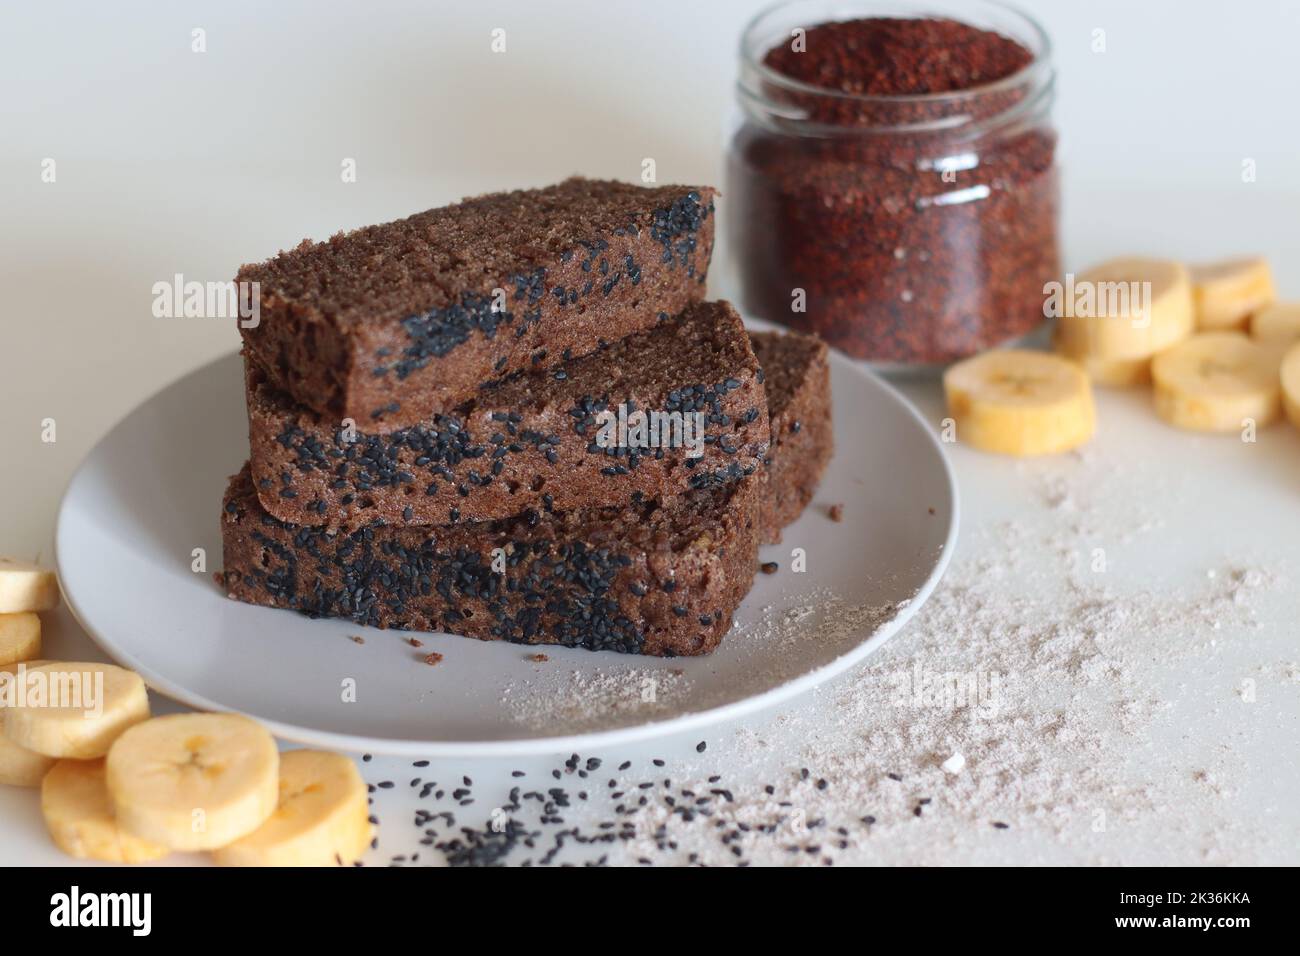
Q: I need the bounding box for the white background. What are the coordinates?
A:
[2,0,1298,866]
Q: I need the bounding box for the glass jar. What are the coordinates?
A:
[726,0,1059,368]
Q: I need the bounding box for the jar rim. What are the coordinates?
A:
[739,0,1053,112]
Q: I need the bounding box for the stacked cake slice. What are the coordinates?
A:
[222,177,832,656]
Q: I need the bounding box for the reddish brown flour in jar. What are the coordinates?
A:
[729,16,1059,365]
[764,17,1032,101]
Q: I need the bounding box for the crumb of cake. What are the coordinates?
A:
[760,561,779,574]
[828,503,844,522]
[349,634,365,645]
[529,653,549,662]
[407,637,424,648]
[423,652,444,666]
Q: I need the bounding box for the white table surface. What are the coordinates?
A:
[2,0,1298,866]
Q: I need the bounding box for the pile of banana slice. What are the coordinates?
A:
[944,255,1300,455]
[0,559,372,866]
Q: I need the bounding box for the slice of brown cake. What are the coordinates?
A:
[247,301,769,531]
[238,178,716,431]
[750,330,833,543]
[220,465,759,657]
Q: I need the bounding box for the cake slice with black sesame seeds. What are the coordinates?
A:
[247,300,770,531]
[749,330,833,543]
[238,178,716,432]
[220,463,760,657]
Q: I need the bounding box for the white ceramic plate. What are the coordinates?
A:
[56,342,957,756]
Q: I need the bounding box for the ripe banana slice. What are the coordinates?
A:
[0,558,59,614]
[0,712,55,786]
[106,712,279,851]
[213,749,372,867]
[1191,257,1275,331]
[1250,301,1300,346]
[0,659,48,713]
[1151,332,1281,432]
[1074,353,1151,388]
[1055,328,1151,387]
[944,350,1096,457]
[1280,342,1300,430]
[41,758,169,863]
[0,659,54,784]
[0,612,41,666]
[3,662,149,759]
[1054,257,1194,361]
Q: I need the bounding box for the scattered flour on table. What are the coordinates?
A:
[614,450,1292,866]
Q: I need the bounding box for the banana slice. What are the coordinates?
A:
[1075,353,1151,388]
[0,712,55,786]
[944,350,1096,457]
[1191,257,1275,331]
[0,612,41,666]
[1,660,55,785]
[41,758,169,862]
[1250,301,1300,346]
[0,658,48,712]
[0,558,59,614]
[1151,332,1281,432]
[1280,342,1300,430]
[106,713,279,851]
[213,750,372,867]
[1054,257,1194,361]
[3,662,149,759]
[1055,329,1151,388]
